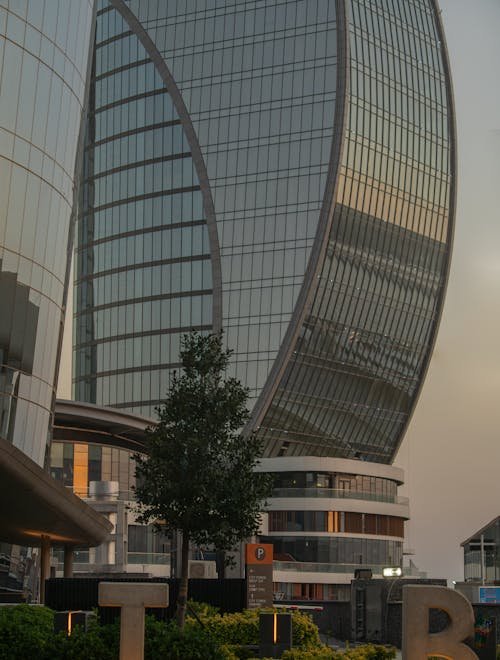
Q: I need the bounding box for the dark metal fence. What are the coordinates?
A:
[45,577,246,623]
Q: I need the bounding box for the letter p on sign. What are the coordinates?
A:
[402,585,478,659]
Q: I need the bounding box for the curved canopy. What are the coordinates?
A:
[0,434,112,547]
[54,399,151,453]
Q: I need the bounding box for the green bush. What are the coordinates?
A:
[0,603,396,660]
[149,620,225,660]
[185,606,321,650]
[49,619,120,660]
[0,604,55,660]
[186,599,221,618]
[276,645,396,660]
[189,608,259,646]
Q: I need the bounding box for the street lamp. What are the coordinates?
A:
[383,567,404,644]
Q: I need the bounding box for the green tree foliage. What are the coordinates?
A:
[133,332,272,627]
[0,603,54,660]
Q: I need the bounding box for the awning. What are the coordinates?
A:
[0,434,112,547]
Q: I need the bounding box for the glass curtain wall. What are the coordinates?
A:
[129,0,339,404]
[0,0,95,465]
[74,2,214,415]
[75,0,338,415]
[257,0,454,461]
[74,0,454,463]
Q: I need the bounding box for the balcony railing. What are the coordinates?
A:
[274,561,391,574]
[271,488,409,505]
[127,552,170,565]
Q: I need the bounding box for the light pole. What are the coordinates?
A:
[383,567,403,645]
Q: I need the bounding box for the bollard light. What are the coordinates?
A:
[54,610,95,635]
[260,612,293,659]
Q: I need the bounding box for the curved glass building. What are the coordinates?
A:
[0,0,115,601]
[0,0,95,466]
[72,0,455,596]
[75,0,455,468]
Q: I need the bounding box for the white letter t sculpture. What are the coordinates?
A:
[99,582,169,660]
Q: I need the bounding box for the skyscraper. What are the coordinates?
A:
[73,0,455,592]
[0,0,111,599]
[0,0,97,466]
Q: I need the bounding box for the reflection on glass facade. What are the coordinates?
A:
[74,1,215,414]
[74,0,454,464]
[268,510,404,536]
[261,535,402,567]
[50,439,135,498]
[0,1,95,465]
[49,437,141,571]
[271,470,398,502]
[256,0,455,461]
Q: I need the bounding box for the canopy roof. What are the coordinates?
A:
[0,434,112,547]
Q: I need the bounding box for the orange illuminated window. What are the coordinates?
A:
[73,444,88,497]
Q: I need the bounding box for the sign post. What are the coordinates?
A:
[246,543,273,609]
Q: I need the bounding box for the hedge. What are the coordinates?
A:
[0,603,396,660]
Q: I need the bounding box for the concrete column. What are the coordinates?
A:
[39,535,51,604]
[63,545,74,578]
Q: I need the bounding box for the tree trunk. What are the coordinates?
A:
[176,532,190,628]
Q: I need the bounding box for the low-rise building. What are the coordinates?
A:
[256,456,409,601]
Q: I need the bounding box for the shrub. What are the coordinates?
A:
[0,604,55,660]
[280,649,336,659]
[275,645,396,660]
[0,603,396,660]
[185,607,322,650]
[338,645,396,660]
[189,608,259,646]
[49,619,120,660]
[186,599,220,619]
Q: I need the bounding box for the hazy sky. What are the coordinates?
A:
[58,0,500,583]
[394,0,500,581]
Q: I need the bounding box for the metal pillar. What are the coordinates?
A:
[63,545,74,578]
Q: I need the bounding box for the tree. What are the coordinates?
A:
[133,332,272,628]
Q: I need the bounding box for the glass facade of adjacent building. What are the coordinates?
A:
[0,0,97,598]
[0,0,95,466]
[49,439,170,573]
[49,400,170,576]
[462,518,500,584]
[50,439,135,499]
[74,0,455,465]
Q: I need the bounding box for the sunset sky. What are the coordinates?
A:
[394,0,500,581]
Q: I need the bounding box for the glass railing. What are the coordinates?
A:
[81,490,136,501]
[127,552,170,565]
[271,488,409,505]
[274,561,389,574]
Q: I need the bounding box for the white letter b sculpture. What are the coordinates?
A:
[402,585,478,659]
